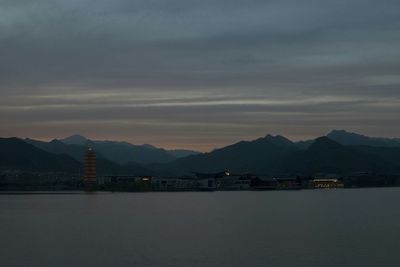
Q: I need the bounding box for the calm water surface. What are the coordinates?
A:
[1,188,400,267]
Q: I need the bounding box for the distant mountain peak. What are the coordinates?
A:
[264,134,294,147]
[308,136,342,151]
[265,134,289,140]
[327,129,400,147]
[328,129,367,138]
[329,129,350,134]
[61,134,88,145]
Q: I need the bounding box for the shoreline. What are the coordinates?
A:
[1,185,400,194]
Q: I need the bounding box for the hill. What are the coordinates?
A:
[0,138,81,172]
[4,132,400,178]
[157,135,400,176]
[1,138,152,177]
[327,130,400,147]
[154,135,299,175]
[25,138,85,162]
[283,137,399,174]
[59,135,196,164]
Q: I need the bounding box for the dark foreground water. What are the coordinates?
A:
[1,188,400,267]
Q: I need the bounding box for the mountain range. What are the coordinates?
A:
[1,138,152,176]
[296,130,400,149]
[58,134,200,164]
[154,134,400,176]
[0,138,80,173]
[1,130,400,177]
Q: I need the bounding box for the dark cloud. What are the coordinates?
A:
[0,0,400,150]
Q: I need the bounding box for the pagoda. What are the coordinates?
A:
[84,146,97,185]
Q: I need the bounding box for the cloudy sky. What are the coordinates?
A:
[1,0,400,151]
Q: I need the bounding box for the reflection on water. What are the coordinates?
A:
[1,188,400,267]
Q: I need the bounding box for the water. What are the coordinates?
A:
[1,188,400,267]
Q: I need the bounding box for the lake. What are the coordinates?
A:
[1,188,400,267]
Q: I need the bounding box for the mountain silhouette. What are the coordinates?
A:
[282,137,398,174]
[157,135,400,175]
[3,132,400,178]
[60,134,88,145]
[154,135,298,175]
[0,138,81,172]
[0,138,152,177]
[327,130,400,147]
[57,135,199,164]
[25,138,85,161]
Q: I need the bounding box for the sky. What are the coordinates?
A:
[1,0,400,151]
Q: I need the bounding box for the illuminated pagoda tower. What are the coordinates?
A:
[84,146,97,185]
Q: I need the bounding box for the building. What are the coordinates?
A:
[104,175,153,191]
[152,177,196,191]
[251,177,278,190]
[196,178,216,191]
[84,147,96,184]
[312,178,344,189]
[195,171,253,190]
[275,177,301,190]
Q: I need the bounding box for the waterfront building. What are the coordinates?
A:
[103,175,153,190]
[312,178,344,188]
[217,174,252,190]
[251,177,278,190]
[196,178,216,190]
[152,177,195,191]
[275,177,301,190]
[84,147,96,184]
[195,171,253,190]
